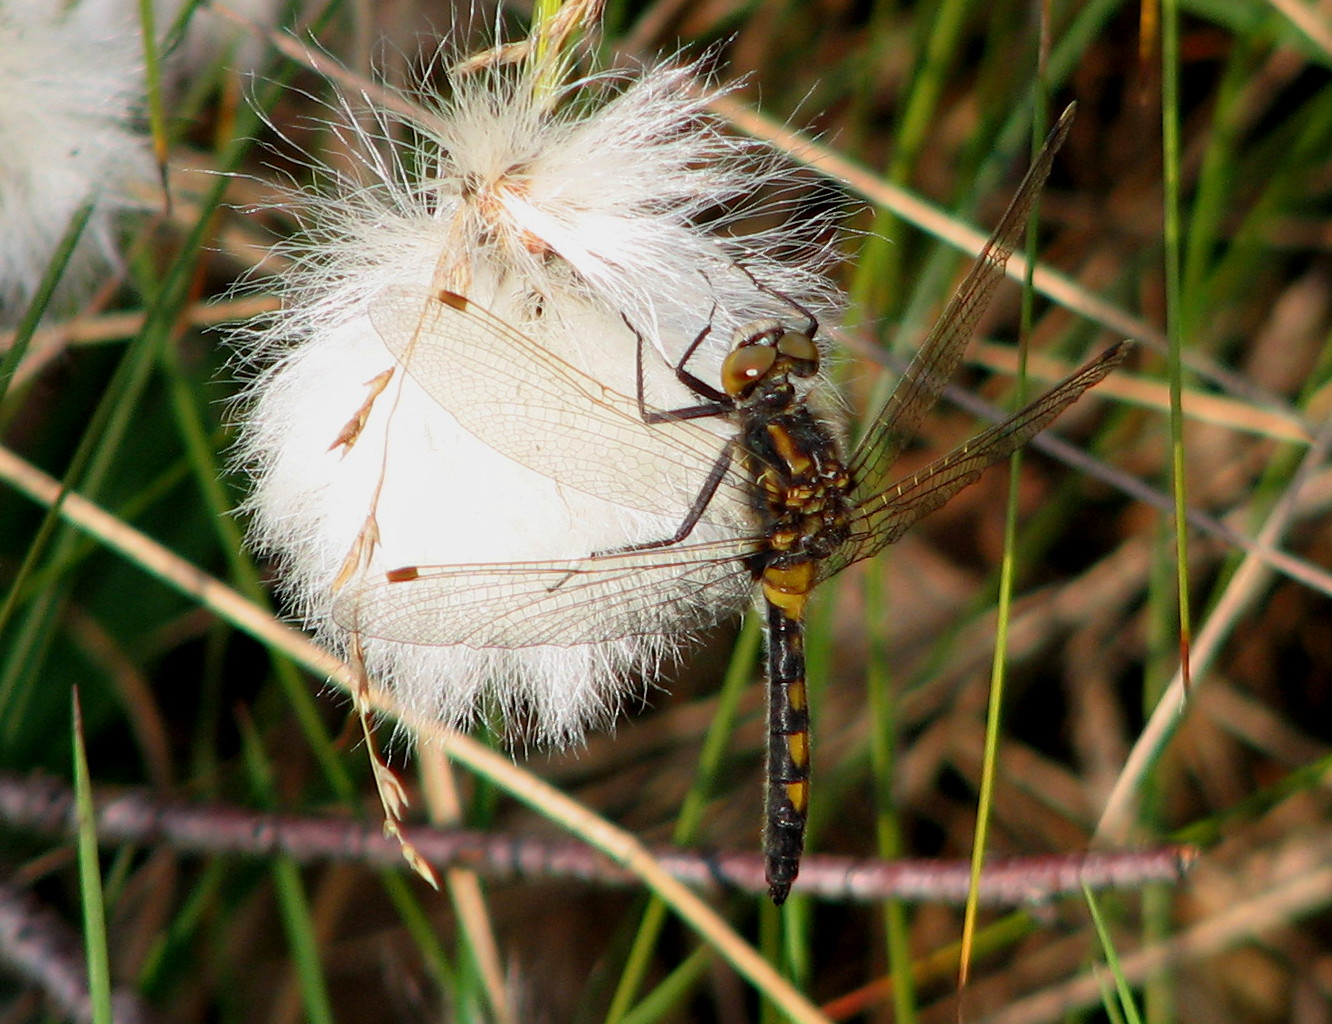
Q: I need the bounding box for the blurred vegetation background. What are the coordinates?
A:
[0,0,1329,1022]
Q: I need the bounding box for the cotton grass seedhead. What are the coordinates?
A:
[235,33,843,746]
[0,0,153,318]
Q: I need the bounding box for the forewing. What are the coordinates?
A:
[370,285,750,521]
[333,536,760,649]
[847,107,1076,501]
[822,340,1130,580]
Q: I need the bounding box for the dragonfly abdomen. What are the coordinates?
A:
[762,579,812,905]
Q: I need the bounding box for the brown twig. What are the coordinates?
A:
[0,877,162,1024]
[0,772,1192,906]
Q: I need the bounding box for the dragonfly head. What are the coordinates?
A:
[721,320,820,400]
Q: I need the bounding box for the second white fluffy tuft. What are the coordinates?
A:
[0,0,154,317]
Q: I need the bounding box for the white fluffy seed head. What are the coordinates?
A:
[234,41,845,746]
[0,0,153,318]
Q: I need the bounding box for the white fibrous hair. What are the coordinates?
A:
[0,0,153,318]
[234,44,843,746]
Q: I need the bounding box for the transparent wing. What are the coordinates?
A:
[370,285,751,523]
[333,535,761,649]
[821,340,1131,581]
[846,107,1076,504]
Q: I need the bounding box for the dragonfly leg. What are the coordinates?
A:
[592,441,736,556]
[624,310,732,419]
[726,261,819,340]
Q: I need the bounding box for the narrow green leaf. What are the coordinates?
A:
[72,689,114,1024]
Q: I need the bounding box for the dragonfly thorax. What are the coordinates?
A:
[745,403,853,557]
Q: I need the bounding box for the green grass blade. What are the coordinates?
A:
[1084,886,1145,1024]
[0,203,94,403]
[865,561,918,1023]
[239,713,336,1024]
[849,0,974,318]
[1162,0,1194,692]
[71,689,114,1024]
[617,946,711,1024]
[960,54,1051,989]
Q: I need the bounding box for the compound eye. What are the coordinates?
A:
[721,345,777,398]
[777,331,820,376]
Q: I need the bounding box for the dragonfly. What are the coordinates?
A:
[334,105,1131,903]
